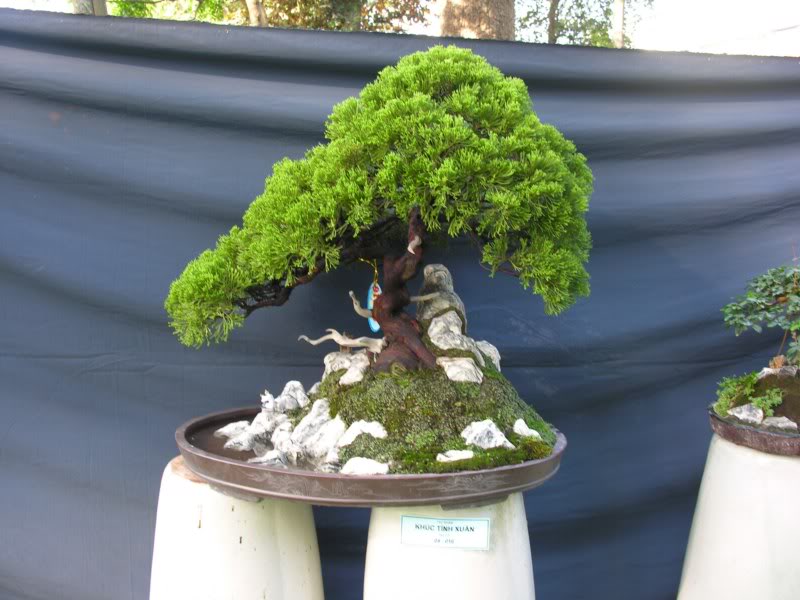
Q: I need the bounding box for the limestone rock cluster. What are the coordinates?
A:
[215,380,390,474]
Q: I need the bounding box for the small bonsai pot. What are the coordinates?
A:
[678,263,800,600]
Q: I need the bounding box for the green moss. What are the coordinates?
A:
[321,363,554,473]
[713,372,759,417]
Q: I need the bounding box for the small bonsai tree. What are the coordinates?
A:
[166,46,592,373]
[714,262,800,423]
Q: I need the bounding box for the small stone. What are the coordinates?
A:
[436,356,484,383]
[758,366,798,380]
[251,410,288,436]
[262,381,308,412]
[476,340,501,371]
[324,447,340,465]
[727,404,764,425]
[271,421,302,464]
[341,457,390,475]
[248,450,288,467]
[427,311,485,367]
[416,264,467,331]
[323,352,354,379]
[275,381,308,412]
[461,419,515,450]
[337,420,388,448]
[436,449,475,463]
[308,381,321,395]
[323,351,371,386]
[291,399,334,446]
[339,352,370,386]
[762,416,798,431]
[513,419,542,440]
[213,420,250,439]
[303,416,347,460]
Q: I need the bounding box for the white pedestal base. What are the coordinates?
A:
[149,457,324,600]
[678,434,800,600]
[364,493,535,600]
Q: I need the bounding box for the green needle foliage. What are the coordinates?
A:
[166,46,593,347]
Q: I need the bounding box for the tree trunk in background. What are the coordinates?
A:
[440,0,514,41]
[547,0,559,44]
[612,0,625,48]
[245,0,267,26]
[72,0,106,15]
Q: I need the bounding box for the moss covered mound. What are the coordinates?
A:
[714,371,800,427]
[288,364,555,474]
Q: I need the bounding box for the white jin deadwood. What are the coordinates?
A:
[363,494,536,600]
[149,457,324,600]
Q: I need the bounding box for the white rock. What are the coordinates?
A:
[416,264,467,331]
[341,457,390,475]
[248,450,288,467]
[461,419,515,450]
[260,390,276,412]
[436,449,475,463]
[213,420,250,439]
[291,399,334,446]
[476,340,501,371]
[271,421,303,464]
[513,419,542,440]
[428,311,485,367]
[281,380,310,409]
[762,416,798,431]
[727,404,764,425]
[324,447,340,465]
[339,352,371,386]
[308,381,321,395]
[758,366,798,379]
[223,430,266,453]
[323,351,371,386]
[251,410,288,435]
[436,356,484,384]
[323,352,355,379]
[337,420,388,448]
[303,416,347,460]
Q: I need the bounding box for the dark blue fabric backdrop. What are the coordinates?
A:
[1,8,799,600]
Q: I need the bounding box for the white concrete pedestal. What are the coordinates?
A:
[363,493,535,600]
[149,457,324,600]
[678,434,800,600]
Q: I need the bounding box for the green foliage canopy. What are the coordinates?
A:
[165,46,593,347]
[722,264,800,363]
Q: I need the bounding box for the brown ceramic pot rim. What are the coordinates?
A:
[176,406,567,507]
[708,407,800,457]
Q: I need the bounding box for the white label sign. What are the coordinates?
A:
[400,515,490,550]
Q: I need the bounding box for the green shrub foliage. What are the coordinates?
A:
[166,46,593,347]
[722,264,800,364]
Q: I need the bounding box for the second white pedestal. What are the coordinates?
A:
[149,457,324,600]
[678,434,800,600]
[363,493,535,600]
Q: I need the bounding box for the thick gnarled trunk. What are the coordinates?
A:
[371,208,437,372]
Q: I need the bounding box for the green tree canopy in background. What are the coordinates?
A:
[165,46,593,348]
[516,0,651,47]
[106,0,426,31]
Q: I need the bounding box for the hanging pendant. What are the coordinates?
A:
[367,282,382,333]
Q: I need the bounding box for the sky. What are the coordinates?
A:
[632,0,800,56]
[1,0,799,57]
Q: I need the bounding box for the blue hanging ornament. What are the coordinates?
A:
[367,281,382,333]
[359,258,382,333]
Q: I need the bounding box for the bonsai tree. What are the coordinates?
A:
[167,46,593,474]
[165,45,593,370]
[714,263,800,427]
